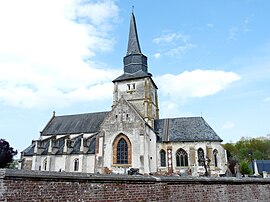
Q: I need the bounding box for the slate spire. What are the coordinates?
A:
[126,11,141,55]
[123,11,148,74]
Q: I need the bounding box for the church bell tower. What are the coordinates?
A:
[112,11,159,127]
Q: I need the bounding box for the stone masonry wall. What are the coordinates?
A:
[1,169,270,202]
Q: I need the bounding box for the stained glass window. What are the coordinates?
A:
[117,138,128,164]
[176,149,188,166]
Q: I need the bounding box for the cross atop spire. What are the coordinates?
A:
[126,11,141,55]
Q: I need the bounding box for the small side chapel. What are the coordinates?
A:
[21,12,227,176]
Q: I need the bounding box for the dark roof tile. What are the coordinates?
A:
[113,70,151,82]
[41,111,108,136]
[154,117,222,142]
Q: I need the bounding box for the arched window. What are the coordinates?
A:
[213,149,218,167]
[160,150,166,167]
[176,149,188,167]
[43,158,47,171]
[198,148,205,166]
[74,158,79,171]
[113,134,132,165]
[117,138,128,164]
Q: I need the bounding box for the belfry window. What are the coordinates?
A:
[176,149,188,167]
[213,149,218,167]
[74,158,79,171]
[160,150,166,167]
[127,83,136,91]
[117,138,128,164]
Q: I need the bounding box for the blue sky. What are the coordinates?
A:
[0,0,269,153]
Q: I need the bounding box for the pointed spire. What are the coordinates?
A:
[122,10,148,75]
[126,11,141,55]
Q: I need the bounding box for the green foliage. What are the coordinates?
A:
[240,160,252,175]
[7,159,19,169]
[223,136,270,163]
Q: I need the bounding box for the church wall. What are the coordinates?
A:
[114,78,145,108]
[2,169,270,202]
[54,156,65,171]
[146,126,157,173]
[156,141,227,175]
[101,128,143,174]
[99,98,155,174]
[113,77,158,127]
[85,155,95,173]
[21,156,32,170]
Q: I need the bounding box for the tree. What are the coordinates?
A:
[240,160,252,176]
[0,139,17,168]
[223,135,270,163]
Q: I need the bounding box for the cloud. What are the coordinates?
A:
[263,97,270,102]
[0,0,120,109]
[222,121,235,130]
[153,33,189,45]
[154,53,161,59]
[228,26,239,40]
[153,32,195,58]
[157,69,240,118]
[164,44,195,57]
[157,69,240,102]
[227,19,251,40]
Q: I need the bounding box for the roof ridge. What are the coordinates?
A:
[55,111,109,118]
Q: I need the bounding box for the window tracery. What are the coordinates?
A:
[176,149,188,167]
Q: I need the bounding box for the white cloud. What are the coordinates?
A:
[157,69,240,118]
[153,33,189,45]
[157,69,240,101]
[228,26,239,40]
[164,44,195,57]
[222,121,235,130]
[0,0,120,109]
[153,32,194,58]
[263,97,270,102]
[154,53,161,59]
[206,23,214,28]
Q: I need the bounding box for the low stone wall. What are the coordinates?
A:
[1,169,270,202]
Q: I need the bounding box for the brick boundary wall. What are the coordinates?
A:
[1,169,270,202]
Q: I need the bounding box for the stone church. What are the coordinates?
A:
[21,12,227,176]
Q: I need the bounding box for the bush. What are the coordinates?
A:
[240,160,252,176]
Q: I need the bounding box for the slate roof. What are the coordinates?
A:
[250,160,270,173]
[154,117,222,142]
[21,143,35,156]
[113,11,151,83]
[113,70,152,82]
[41,111,109,136]
[21,135,96,156]
[127,11,141,55]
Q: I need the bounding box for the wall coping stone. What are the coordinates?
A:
[1,169,270,184]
